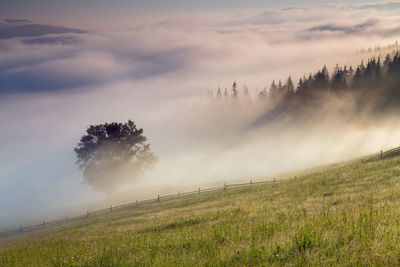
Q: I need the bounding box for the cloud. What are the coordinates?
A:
[3,18,31,24]
[21,35,82,45]
[0,49,128,93]
[221,4,356,27]
[0,18,31,29]
[0,24,87,39]
[357,1,400,10]
[0,30,200,93]
[308,18,380,35]
[301,17,400,40]
[222,10,285,26]
[2,4,400,94]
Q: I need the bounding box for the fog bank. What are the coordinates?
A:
[2,2,400,229]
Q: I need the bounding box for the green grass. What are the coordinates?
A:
[2,156,400,266]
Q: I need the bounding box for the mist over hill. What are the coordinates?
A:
[203,48,400,127]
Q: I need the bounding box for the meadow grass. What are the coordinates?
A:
[2,156,400,266]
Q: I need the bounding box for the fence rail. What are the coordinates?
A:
[364,147,400,163]
[0,178,281,239]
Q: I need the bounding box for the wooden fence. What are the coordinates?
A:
[0,178,280,239]
[364,147,400,163]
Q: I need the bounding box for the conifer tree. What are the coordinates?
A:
[257,90,266,101]
[269,80,278,99]
[331,66,347,91]
[313,66,329,90]
[216,87,222,99]
[232,81,239,98]
[224,88,229,98]
[285,76,295,96]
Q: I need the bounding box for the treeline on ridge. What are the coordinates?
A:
[207,51,400,116]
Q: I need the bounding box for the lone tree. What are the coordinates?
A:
[74,120,157,192]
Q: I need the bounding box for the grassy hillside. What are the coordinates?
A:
[2,156,400,266]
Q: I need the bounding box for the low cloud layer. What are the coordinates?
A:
[357,1,400,10]
[309,19,379,34]
[1,1,400,229]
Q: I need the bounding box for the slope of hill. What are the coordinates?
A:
[1,155,400,265]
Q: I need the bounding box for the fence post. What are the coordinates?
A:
[224,183,227,192]
[250,180,252,186]
[273,178,276,182]
[157,194,160,202]
[381,150,383,159]
[110,205,113,212]
[362,159,364,164]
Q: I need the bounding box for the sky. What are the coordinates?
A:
[0,0,364,16]
[2,0,400,229]
[0,0,396,28]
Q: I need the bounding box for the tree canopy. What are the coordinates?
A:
[74,120,157,192]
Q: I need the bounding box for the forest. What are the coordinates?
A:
[207,48,400,124]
